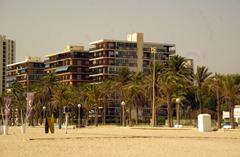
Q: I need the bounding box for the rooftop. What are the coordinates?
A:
[44,45,85,58]
[7,56,42,67]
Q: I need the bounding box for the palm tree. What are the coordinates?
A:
[158,74,176,127]
[221,74,240,129]
[123,72,145,125]
[40,73,58,114]
[98,80,114,125]
[114,67,133,95]
[143,63,165,126]
[194,66,212,114]
[207,74,223,129]
[150,55,190,127]
[51,84,70,128]
[112,67,133,125]
[166,55,193,81]
[79,84,101,126]
[10,80,26,125]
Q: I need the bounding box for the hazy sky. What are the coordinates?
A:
[1,0,240,73]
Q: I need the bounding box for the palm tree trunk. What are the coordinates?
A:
[136,104,139,125]
[102,98,106,125]
[129,105,132,122]
[35,112,39,126]
[170,105,174,127]
[86,112,89,126]
[58,108,62,129]
[167,96,172,127]
[216,90,221,129]
[94,107,99,127]
[197,90,203,114]
[229,101,235,129]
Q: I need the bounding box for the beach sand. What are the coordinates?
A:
[0,125,240,157]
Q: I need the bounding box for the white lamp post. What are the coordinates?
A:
[121,101,126,127]
[42,106,46,119]
[176,98,181,126]
[77,104,81,128]
[42,106,46,126]
[15,108,18,126]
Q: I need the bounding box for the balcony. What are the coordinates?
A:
[169,50,176,55]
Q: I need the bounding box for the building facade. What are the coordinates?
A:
[0,34,16,95]
[89,32,175,83]
[89,32,176,123]
[44,45,90,86]
[6,56,44,89]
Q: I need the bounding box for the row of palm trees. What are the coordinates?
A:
[1,55,240,128]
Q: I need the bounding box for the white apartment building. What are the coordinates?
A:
[0,34,16,95]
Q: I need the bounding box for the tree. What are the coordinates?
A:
[98,80,114,125]
[51,84,70,128]
[221,74,240,129]
[143,63,165,126]
[87,84,102,126]
[10,80,26,125]
[123,72,145,125]
[78,84,101,126]
[113,67,133,125]
[78,84,93,126]
[194,66,212,114]
[40,73,58,114]
[158,55,192,127]
[158,74,177,127]
[207,74,223,129]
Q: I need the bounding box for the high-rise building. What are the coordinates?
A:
[89,32,175,83]
[6,56,44,89]
[0,34,16,95]
[89,32,176,122]
[44,45,90,86]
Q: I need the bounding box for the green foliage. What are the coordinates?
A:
[6,54,240,127]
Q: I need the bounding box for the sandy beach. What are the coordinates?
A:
[0,125,240,157]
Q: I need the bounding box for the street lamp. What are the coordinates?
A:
[121,101,126,127]
[15,108,18,126]
[42,106,46,118]
[151,47,157,127]
[42,106,46,125]
[77,104,81,128]
[176,98,181,126]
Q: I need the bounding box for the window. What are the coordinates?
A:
[77,75,82,80]
[108,43,115,49]
[109,51,114,57]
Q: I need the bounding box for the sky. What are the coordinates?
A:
[0,0,240,73]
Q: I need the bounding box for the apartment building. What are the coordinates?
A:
[44,45,90,86]
[89,32,175,83]
[88,32,176,123]
[0,34,16,95]
[6,56,44,89]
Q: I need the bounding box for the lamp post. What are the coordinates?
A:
[121,101,126,127]
[151,47,157,127]
[77,104,81,128]
[15,108,18,126]
[42,106,46,125]
[176,98,181,126]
